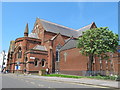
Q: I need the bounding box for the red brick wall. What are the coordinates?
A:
[11,37,42,72]
[60,48,119,76]
[52,34,65,71]
[44,32,56,41]
[26,51,48,72]
[44,41,53,72]
[95,52,119,75]
[111,53,119,74]
[32,18,45,44]
[60,48,88,71]
[44,32,69,42]
[43,33,66,73]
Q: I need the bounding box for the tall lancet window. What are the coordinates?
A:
[56,44,61,62]
[18,47,22,58]
[34,59,38,66]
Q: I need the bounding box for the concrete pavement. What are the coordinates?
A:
[9,73,120,89]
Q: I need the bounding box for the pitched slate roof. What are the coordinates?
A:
[40,19,78,37]
[76,23,93,36]
[33,45,47,51]
[30,18,95,39]
[39,19,94,38]
[60,39,77,51]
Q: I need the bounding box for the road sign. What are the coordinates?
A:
[16,65,19,70]
[15,65,20,70]
[30,57,35,59]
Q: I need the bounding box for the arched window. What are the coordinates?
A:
[34,58,39,66]
[18,47,22,58]
[25,57,28,62]
[41,59,46,67]
[56,50,59,61]
[56,44,61,62]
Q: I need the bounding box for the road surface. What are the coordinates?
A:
[1,74,112,89]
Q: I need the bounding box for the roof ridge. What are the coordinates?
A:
[40,19,76,31]
[76,23,93,31]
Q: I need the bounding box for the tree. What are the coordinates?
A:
[77,27,119,75]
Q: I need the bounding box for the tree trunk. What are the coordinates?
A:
[88,54,94,76]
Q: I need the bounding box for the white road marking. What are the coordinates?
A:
[69,82,109,88]
[48,86,51,88]
[38,84,44,87]
[30,82,35,84]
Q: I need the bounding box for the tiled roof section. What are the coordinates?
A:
[33,45,47,51]
[60,39,77,51]
[28,33,39,39]
[76,23,93,36]
[40,19,78,37]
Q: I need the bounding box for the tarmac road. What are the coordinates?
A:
[1,74,114,89]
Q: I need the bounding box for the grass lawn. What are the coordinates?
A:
[44,74,84,78]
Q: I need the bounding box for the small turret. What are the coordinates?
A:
[24,23,29,37]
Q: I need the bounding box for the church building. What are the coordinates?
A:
[6,18,119,76]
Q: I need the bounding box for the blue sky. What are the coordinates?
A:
[2,2,118,52]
